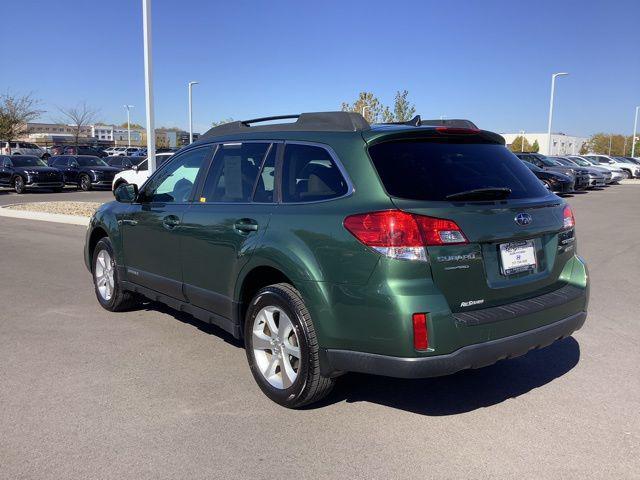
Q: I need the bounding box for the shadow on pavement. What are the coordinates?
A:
[318,337,580,415]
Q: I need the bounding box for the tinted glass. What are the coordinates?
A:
[522,160,543,172]
[51,157,68,166]
[108,158,123,166]
[368,140,549,201]
[281,144,347,202]
[76,156,107,167]
[10,156,47,167]
[253,145,277,203]
[141,147,211,203]
[200,143,270,203]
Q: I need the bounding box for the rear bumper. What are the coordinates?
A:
[323,310,586,378]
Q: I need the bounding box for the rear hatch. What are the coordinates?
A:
[367,130,575,312]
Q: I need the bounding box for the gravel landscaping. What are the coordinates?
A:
[3,201,102,217]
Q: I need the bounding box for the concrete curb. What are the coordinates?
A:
[0,205,89,226]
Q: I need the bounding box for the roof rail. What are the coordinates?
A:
[201,111,370,138]
[419,118,479,129]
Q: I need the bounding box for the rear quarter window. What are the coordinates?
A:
[368,139,549,201]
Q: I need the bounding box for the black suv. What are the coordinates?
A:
[48,155,120,191]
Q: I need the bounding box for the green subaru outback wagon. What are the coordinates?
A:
[85,112,589,407]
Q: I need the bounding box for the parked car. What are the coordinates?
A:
[0,155,64,193]
[111,152,175,192]
[584,154,640,178]
[48,155,120,191]
[521,160,574,193]
[552,157,606,187]
[514,153,590,190]
[0,141,47,159]
[612,156,640,175]
[105,156,145,171]
[87,112,589,407]
[62,145,108,157]
[565,156,616,184]
[107,147,142,157]
[131,148,147,157]
[618,156,640,165]
[580,155,629,181]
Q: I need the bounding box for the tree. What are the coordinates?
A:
[382,90,416,123]
[582,133,628,156]
[508,136,532,153]
[531,139,540,153]
[119,122,143,130]
[0,92,44,147]
[341,92,384,124]
[56,102,99,146]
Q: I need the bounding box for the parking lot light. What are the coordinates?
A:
[633,106,639,158]
[546,72,569,155]
[188,81,199,144]
[142,0,156,172]
[124,105,134,148]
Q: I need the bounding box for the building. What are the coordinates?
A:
[114,128,144,145]
[91,124,114,142]
[500,132,589,156]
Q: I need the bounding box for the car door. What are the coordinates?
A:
[180,142,276,319]
[0,156,13,186]
[120,145,214,300]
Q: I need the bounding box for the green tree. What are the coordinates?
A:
[582,133,628,156]
[0,92,44,145]
[341,92,384,124]
[382,90,416,123]
[508,136,532,153]
[531,139,540,153]
[211,118,235,127]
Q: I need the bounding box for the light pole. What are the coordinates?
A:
[546,72,569,156]
[632,106,639,158]
[188,81,199,144]
[519,129,526,152]
[142,0,156,172]
[124,105,134,148]
[361,105,368,121]
[608,135,612,155]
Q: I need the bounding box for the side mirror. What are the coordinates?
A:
[114,183,138,203]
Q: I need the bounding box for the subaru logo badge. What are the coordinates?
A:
[515,212,532,226]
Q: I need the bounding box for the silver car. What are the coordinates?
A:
[567,156,624,184]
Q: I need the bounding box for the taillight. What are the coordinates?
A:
[343,210,467,261]
[412,313,428,350]
[435,126,481,134]
[563,205,575,229]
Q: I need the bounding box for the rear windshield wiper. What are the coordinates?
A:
[446,187,512,201]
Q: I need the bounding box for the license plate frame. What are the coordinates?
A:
[499,239,537,276]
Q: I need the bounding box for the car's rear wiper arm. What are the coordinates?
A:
[446,187,512,201]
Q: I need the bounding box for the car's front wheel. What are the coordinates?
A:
[13,176,26,194]
[79,174,92,191]
[92,237,139,311]
[244,283,335,408]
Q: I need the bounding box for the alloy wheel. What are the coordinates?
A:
[252,306,301,389]
[94,250,115,301]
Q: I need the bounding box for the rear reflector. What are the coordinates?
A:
[344,210,467,261]
[563,205,575,229]
[412,313,428,350]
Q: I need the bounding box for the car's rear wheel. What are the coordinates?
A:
[13,176,26,194]
[244,283,334,408]
[79,174,92,191]
[92,237,139,311]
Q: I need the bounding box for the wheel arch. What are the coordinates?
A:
[87,226,109,269]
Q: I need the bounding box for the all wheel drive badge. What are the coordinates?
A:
[514,212,532,226]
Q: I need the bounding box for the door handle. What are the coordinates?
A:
[119,219,138,226]
[234,219,259,233]
[163,215,181,230]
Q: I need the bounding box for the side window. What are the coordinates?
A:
[1,157,11,167]
[199,143,270,203]
[281,144,348,202]
[141,146,211,203]
[52,157,66,167]
[253,145,277,203]
[109,158,122,167]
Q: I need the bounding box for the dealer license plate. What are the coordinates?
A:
[499,240,537,275]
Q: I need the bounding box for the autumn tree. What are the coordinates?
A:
[582,133,629,156]
[341,92,384,124]
[119,122,144,130]
[0,92,44,146]
[56,102,99,146]
[508,136,533,152]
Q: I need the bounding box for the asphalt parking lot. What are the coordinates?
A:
[0,187,114,206]
[0,186,638,479]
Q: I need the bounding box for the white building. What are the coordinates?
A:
[500,132,589,156]
[91,124,114,141]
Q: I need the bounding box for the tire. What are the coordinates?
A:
[79,174,92,191]
[13,176,26,194]
[92,237,139,312]
[244,283,334,408]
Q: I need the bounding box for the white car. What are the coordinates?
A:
[1,141,46,158]
[584,154,640,179]
[111,152,175,193]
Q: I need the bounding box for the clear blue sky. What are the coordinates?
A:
[2,0,638,136]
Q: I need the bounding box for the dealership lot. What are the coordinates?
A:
[0,186,638,479]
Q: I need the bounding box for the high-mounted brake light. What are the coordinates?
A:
[343,210,468,261]
[435,126,481,134]
[412,313,429,350]
[563,205,575,229]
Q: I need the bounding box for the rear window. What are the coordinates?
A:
[368,140,549,201]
